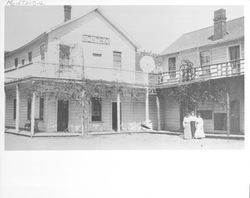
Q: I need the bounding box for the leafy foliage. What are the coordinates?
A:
[167,80,228,112]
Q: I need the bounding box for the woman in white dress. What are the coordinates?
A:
[183,113,192,139]
[194,113,205,139]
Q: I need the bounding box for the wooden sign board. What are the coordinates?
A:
[82,34,110,45]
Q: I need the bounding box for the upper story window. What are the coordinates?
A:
[14,58,18,67]
[28,52,32,62]
[168,57,176,78]
[22,59,25,66]
[40,44,45,61]
[200,50,211,76]
[91,98,102,122]
[200,50,211,66]
[229,45,241,72]
[229,45,240,61]
[59,44,70,66]
[113,51,122,69]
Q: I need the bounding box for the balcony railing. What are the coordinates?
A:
[5,59,244,86]
[149,59,244,87]
[4,62,149,85]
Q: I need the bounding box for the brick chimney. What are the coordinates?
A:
[64,5,72,22]
[213,9,227,40]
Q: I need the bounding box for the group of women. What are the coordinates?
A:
[183,111,206,139]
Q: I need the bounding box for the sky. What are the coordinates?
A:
[4,5,244,53]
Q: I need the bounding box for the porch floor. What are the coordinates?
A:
[5,128,244,140]
[5,128,81,137]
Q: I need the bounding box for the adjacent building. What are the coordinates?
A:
[157,9,244,134]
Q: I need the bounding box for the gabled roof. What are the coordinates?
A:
[5,7,140,57]
[161,17,244,56]
[47,7,141,49]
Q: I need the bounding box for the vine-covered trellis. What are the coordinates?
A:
[30,79,146,135]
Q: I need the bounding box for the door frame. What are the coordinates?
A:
[112,102,122,131]
[57,99,69,132]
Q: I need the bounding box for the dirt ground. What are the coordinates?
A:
[4,133,244,150]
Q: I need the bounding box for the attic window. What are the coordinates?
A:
[93,53,102,57]
[28,52,32,62]
[14,58,18,67]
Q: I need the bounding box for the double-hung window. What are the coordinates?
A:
[229,45,240,73]
[113,51,122,69]
[200,50,211,76]
[59,44,70,66]
[91,98,102,122]
[168,57,176,78]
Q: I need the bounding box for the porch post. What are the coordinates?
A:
[30,92,36,136]
[117,92,120,132]
[156,95,161,131]
[226,91,230,136]
[15,84,20,133]
[145,87,149,122]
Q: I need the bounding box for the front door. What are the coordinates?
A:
[57,100,69,132]
[112,102,121,131]
[230,100,240,133]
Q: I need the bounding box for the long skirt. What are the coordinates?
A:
[190,121,196,138]
[195,125,205,138]
[184,123,192,139]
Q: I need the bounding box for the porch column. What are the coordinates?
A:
[30,92,36,136]
[145,87,149,122]
[117,92,120,132]
[226,91,230,136]
[156,95,161,131]
[15,84,20,133]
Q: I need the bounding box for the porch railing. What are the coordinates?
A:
[149,59,244,86]
[5,59,244,86]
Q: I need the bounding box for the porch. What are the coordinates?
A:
[4,78,159,136]
[149,59,244,87]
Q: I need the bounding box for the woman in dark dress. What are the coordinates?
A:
[189,111,197,138]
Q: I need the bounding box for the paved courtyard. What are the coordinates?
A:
[5,133,244,150]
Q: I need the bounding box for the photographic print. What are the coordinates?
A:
[4,5,244,150]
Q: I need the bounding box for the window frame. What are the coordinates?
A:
[27,98,31,120]
[113,51,122,69]
[28,51,32,62]
[14,58,18,67]
[39,97,44,120]
[91,98,102,122]
[13,99,16,120]
[93,53,102,57]
[168,57,176,78]
[197,110,213,120]
[228,45,241,61]
[59,44,70,66]
[40,44,46,61]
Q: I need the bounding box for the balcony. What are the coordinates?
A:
[4,62,149,86]
[149,59,244,87]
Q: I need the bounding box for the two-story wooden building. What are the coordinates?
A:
[156,9,244,134]
[4,6,158,135]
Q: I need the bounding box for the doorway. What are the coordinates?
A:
[57,100,69,132]
[112,102,122,131]
[230,100,240,133]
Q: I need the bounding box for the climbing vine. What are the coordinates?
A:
[30,79,146,134]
